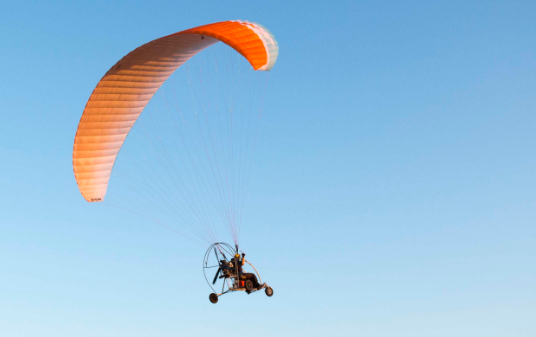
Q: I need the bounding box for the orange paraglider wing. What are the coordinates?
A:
[73,21,278,202]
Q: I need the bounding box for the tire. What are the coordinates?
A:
[209,293,218,304]
[265,287,273,297]
[245,280,254,291]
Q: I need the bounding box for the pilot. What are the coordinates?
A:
[234,252,265,293]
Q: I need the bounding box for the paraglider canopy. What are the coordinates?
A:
[73,21,279,203]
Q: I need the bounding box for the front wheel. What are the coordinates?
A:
[209,293,218,304]
[265,287,274,297]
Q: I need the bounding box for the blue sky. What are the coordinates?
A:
[1,1,535,336]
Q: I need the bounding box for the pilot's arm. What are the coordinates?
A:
[241,253,246,266]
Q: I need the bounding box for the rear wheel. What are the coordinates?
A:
[265,287,273,297]
[245,280,254,291]
[209,293,218,304]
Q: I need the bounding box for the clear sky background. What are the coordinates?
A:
[1,1,535,336]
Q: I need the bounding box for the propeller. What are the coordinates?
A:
[213,267,221,284]
[212,247,222,285]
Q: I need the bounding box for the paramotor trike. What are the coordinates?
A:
[203,242,274,304]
